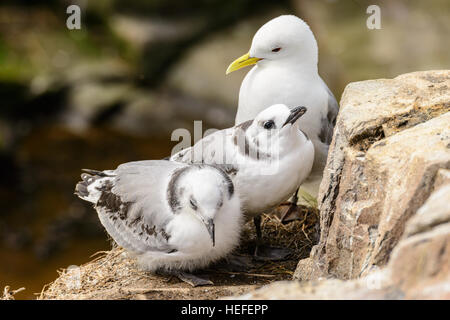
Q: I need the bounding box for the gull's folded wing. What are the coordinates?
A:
[170,131,239,176]
[319,77,339,145]
[94,160,186,254]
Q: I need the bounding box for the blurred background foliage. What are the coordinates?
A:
[0,0,448,298]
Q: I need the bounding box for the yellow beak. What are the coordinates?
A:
[226,52,262,75]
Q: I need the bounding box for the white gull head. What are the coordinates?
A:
[169,165,235,247]
[226,15,318,75]
[250,15,318,68]
[240,104,309,158]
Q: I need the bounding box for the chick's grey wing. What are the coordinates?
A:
[319,77,339,145]
[95,161,183,254]
[172,131,226,164]
[171,130,238,176]
[170,147,194,163]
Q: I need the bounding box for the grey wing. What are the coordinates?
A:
[95,161,185,254]
[170,147,193,163]
[170,130,238,175]
[319,77,339,145]
[171,130,225,164]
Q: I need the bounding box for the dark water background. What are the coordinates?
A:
[0,0,448,299]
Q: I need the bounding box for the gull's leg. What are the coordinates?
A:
[281,188,318,224]
[293,188,299,205]
[253,215,262,257]
[280,188,299,224]
[252,215,292,261]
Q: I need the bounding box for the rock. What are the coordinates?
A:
[111,15,197,49]
[228,274,402,300]
[167,11,287,108]
[387,179,450,299]
[62,82,133,132]
[62,79,235,137]
[295,70,450,281]
[235,178,450,299]
[293,0,450,95]
[404,169,450,237]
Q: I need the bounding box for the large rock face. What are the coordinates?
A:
[295,70,450,281]
[237,72,450,299]
[239,176,449,299]
[389,172,450,299]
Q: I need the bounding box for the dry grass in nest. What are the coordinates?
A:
[39,206,319,300]
[2,286,26,300]
[236,207,319,276]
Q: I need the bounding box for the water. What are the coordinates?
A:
[0,125,175,299]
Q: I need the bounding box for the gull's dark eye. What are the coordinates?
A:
[272,47,281,52]
[189,198,197,210]
[263,120,275,130]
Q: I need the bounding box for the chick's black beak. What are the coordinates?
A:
[204,218,215,247]
[282,106,307,127]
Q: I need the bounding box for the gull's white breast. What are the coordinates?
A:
[233,136,314,217]
[138,192,242,272]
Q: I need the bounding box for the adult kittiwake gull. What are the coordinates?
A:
[75,160,242,286]
[226,15,339,202]
[171,104,314,259]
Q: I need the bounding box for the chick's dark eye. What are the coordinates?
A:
[272,47,281,52]
[189,198,197,210]
[263,120,275,130]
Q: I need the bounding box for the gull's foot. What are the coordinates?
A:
[279,203,311,224]
[175,271,213,287]
[224,254,256,271]
[158,270,213,287]
[278,187,301,224]
[280,202,299,224]
[253,244,292,261]
[277,187,317,224]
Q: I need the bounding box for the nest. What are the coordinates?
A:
[39,206,318,300]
